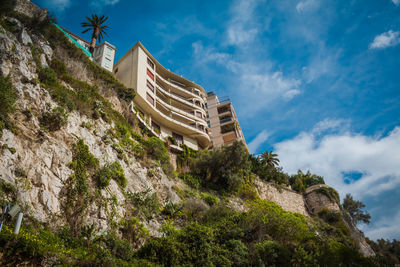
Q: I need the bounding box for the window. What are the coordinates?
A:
[105,58,111,68]
[146,92,154,105]
[147,80,154,92]
[172,132,184,145]
[147,58,155,69]
[147,68,154,80]
[207,121,211,128]
[107,47,112,56]
[196,112,202,118]
[114,68,118,74]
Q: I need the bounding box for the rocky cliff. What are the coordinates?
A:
[0,1,377,265]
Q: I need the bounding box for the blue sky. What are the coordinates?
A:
[33,0,400,240]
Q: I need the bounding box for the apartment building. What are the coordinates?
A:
[206,92,247,149]
[58,26,116,72]
[113,42,211,150]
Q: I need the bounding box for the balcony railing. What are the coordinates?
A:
[220,117,232,124]
[156,74,204,102]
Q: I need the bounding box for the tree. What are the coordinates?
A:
[260,150,280,168]
[81,14,111,54]
[342,194,371,224]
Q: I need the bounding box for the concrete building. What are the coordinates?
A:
[59,26,116,72]
[206,92,247,149]
[113,42,211,150]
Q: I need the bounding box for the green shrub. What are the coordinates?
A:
[144,137,169,164]
[39,106,68,131]
[192,141,250,192]
[178,173,200,189]
[318,208,341,224]
[162,202,182,218]
[38,67,58,86]
[117,87,136,102]
[253,240,290,266]
[201,192,219,206]
[50,57,67,76]
[237,183,259,200]
[0,0,16,18]
[0,74,16,133]
[119,217,149,248]
[129,189,160,219]
[96,161,126,189]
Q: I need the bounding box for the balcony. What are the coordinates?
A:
[156,74,204,103]
[219,117,232,124]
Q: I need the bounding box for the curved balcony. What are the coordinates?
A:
[156,85,207,121]
[156,74,205,104]
[156,95,208,128]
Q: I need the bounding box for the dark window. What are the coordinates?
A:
[114,68,118,74]
[146,92,154,105]
[147,58,155,69]
[147,80,154,92]
[172,132,184,145]
[147,68,154,80]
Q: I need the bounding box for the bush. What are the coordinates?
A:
[192,141,250,192]
[0,75,16,133]
[237,183,259,200]
[318,208,341,224]
[96,161,126,189]
[178,173,200,189]
[119,217,149,248]
[144,137,169,164]
[38,67,58,86]
[129,189,160,219]
[50,57,67,76]
[39,106,68,131]
[201,192,219,206]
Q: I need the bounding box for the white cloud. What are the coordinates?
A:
[248,130,270,153]
[360,210,400,240]
[392,0,400,6]
[296,0,320,13]
[192,42,302,115]
[369,30,400,49]
[274,122,400,200]
[225,0,263,45]
[312,118,350,135]
[90,0,120,10]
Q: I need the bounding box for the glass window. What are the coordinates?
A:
[147,58,155,69]
[105,58,111,68]
[147,68,154,80]
[147,80,154,92]
[146,92,154,105]
[107,48,112,56]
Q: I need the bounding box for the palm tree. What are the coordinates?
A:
[260,150,280,168]
[81,14,110,54]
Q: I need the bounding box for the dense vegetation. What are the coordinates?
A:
[0,3,397,266]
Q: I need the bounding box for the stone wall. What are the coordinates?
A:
[255,179,309,216]
[304,184,340,214]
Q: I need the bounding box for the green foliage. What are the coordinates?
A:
[367,238,400,266]
[128,189,160,219]
[201,192,219,206]
[253,240,290,266]
[65,139,99,236]
[289,170,325,192]
[249,154,290,185]
[176,143,198,169]
[192,141,250,192]
[318,208,341,224]
[237,183,259,200]
[96,161,126,189]
[50,57,67,76]
[39,106,68,131]
[0,74,16,133]
[144,137,169,164]
[38,67,58,86]
[167,136,177,145]
[119,217,149,248]
[343,193,371,224]
[220,123,235,133]
[178,173,200,189]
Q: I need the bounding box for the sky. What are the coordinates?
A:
[32,0,400,241]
